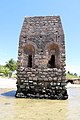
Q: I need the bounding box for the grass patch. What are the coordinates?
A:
[66,73,80,79]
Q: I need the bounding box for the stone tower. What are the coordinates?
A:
[15,16,68,99]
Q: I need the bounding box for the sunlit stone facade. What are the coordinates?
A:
[15,16,68,99]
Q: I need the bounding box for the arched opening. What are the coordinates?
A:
[47,55,55,68]
[24,44,35,68]
[46,43,60,68]
[28,55,32,67]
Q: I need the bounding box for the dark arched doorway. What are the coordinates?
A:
[47,55,55,68]
[46,43,60,68]
[28,54,32,67]
[24,44,35,68]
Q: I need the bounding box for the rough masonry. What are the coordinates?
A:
[15,16,68,99]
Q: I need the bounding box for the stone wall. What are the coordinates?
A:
[16,16,68,100]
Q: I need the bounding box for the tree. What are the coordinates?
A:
[5,59,17,77]
[67,71,70,74]
[0,65,10,77]
[5,59,17,71]
[74,73,77,76]
[0,65,4,73]
[0,59,17,77]
[2,67,10,77]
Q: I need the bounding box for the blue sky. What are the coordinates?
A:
[0,0,80,75]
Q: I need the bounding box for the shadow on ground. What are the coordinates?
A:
[1,90,16,97]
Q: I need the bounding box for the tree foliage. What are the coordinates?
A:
[0,59,17,77]
[0,65,10,77]
[74,73,77,76]
[5,59,17,71]
[2,67,10,77]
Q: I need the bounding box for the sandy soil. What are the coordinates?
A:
[0,77,17,88]
[0,78,80,120]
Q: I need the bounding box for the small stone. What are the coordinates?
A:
[33,77,37,81]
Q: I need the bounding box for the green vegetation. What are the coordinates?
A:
[66,71,80,79]
[5,59,17,71]
[0,59,17,78]
[66,73,79,79]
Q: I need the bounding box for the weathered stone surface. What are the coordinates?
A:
[15,16,68,100]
